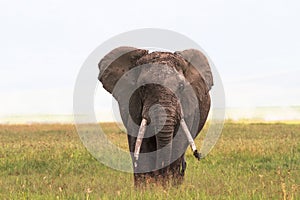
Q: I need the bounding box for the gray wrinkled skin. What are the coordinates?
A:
[98,46,213,186]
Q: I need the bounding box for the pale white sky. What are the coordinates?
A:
[0,0,300,117]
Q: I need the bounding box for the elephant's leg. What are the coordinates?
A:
[168,123,189,184]
[168,154,186,185]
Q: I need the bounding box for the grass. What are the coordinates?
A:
[0,122,299,199]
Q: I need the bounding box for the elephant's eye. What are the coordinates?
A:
[179,82,184,91]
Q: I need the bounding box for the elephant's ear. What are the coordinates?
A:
[98,46,148,94]
[175,49,213,139]
[175,49,213,91]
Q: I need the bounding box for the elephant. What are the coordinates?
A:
[98,46,213,186]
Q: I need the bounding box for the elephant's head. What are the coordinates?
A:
[98,46,213,186]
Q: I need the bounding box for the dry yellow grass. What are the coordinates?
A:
[0,122,299,199]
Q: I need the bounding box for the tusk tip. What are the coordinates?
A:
[193,150,201,161]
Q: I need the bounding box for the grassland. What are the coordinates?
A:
[0,122,299,199]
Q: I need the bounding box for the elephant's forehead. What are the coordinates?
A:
[141,63,180,79]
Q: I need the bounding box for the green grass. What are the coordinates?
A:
[0,122,299,199]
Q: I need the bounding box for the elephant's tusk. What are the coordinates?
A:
[133,118,147,167]
[180,118,201,160]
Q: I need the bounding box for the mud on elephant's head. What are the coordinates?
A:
[98,46,213,186]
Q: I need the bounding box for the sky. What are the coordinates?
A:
[0,0,299,121]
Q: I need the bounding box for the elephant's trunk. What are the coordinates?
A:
[140,85,181,178]
[151,105,178,172]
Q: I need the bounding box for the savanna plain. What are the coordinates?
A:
[0,122,299,199]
